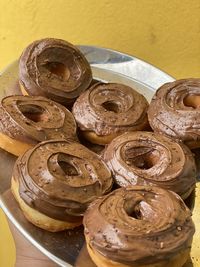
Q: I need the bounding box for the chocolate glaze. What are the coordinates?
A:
[148,78,200,145]
[13,140,113,221]
[103,131,196,200]
[72,82,149,136]
[19,38,92,105]
[84,186,195,265]
[0,95,77,144]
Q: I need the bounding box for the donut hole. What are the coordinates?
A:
[19,104,48,123]
[125,147,160,170]
[128,208,142,220]
[184,94,200,108]
[44,62,70,81]
[59,160,79,176]
[124,201,142,220]
[102,101,120,113]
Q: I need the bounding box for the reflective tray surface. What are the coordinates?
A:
[0,46,199,267]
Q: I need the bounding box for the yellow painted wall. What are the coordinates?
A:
[0,0,200,266]
[0,209,15,266]
[0,0,200,78]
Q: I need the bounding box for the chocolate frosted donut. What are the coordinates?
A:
[72,82,149,145]
[12,140,113,231]
[19,38,92,105]
[148,78,200,148]
[0,95,77,156]
[103,132,196,200]
[84,186,195,267]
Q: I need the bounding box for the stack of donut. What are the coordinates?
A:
[1,38,197,267]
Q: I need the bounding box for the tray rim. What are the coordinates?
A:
[0,64,156,267]
[0,46,181,267]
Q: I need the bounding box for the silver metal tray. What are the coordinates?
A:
[0,46,199,267]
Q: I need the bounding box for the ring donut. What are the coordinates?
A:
[83,186,195,267]
[19,38,92,106]
[0,95,77,156]
[103,131,196,200]
[73,82,149,145]
[148,78,200,148]
[12,140,113,231]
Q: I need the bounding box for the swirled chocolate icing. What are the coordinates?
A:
[0,95,77,144]
[84,186,195,265]
[72,82,149,136]
[103,131,196,200]
[19,38,92,105]
[148,78,200,146]
[13,140,113,221]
